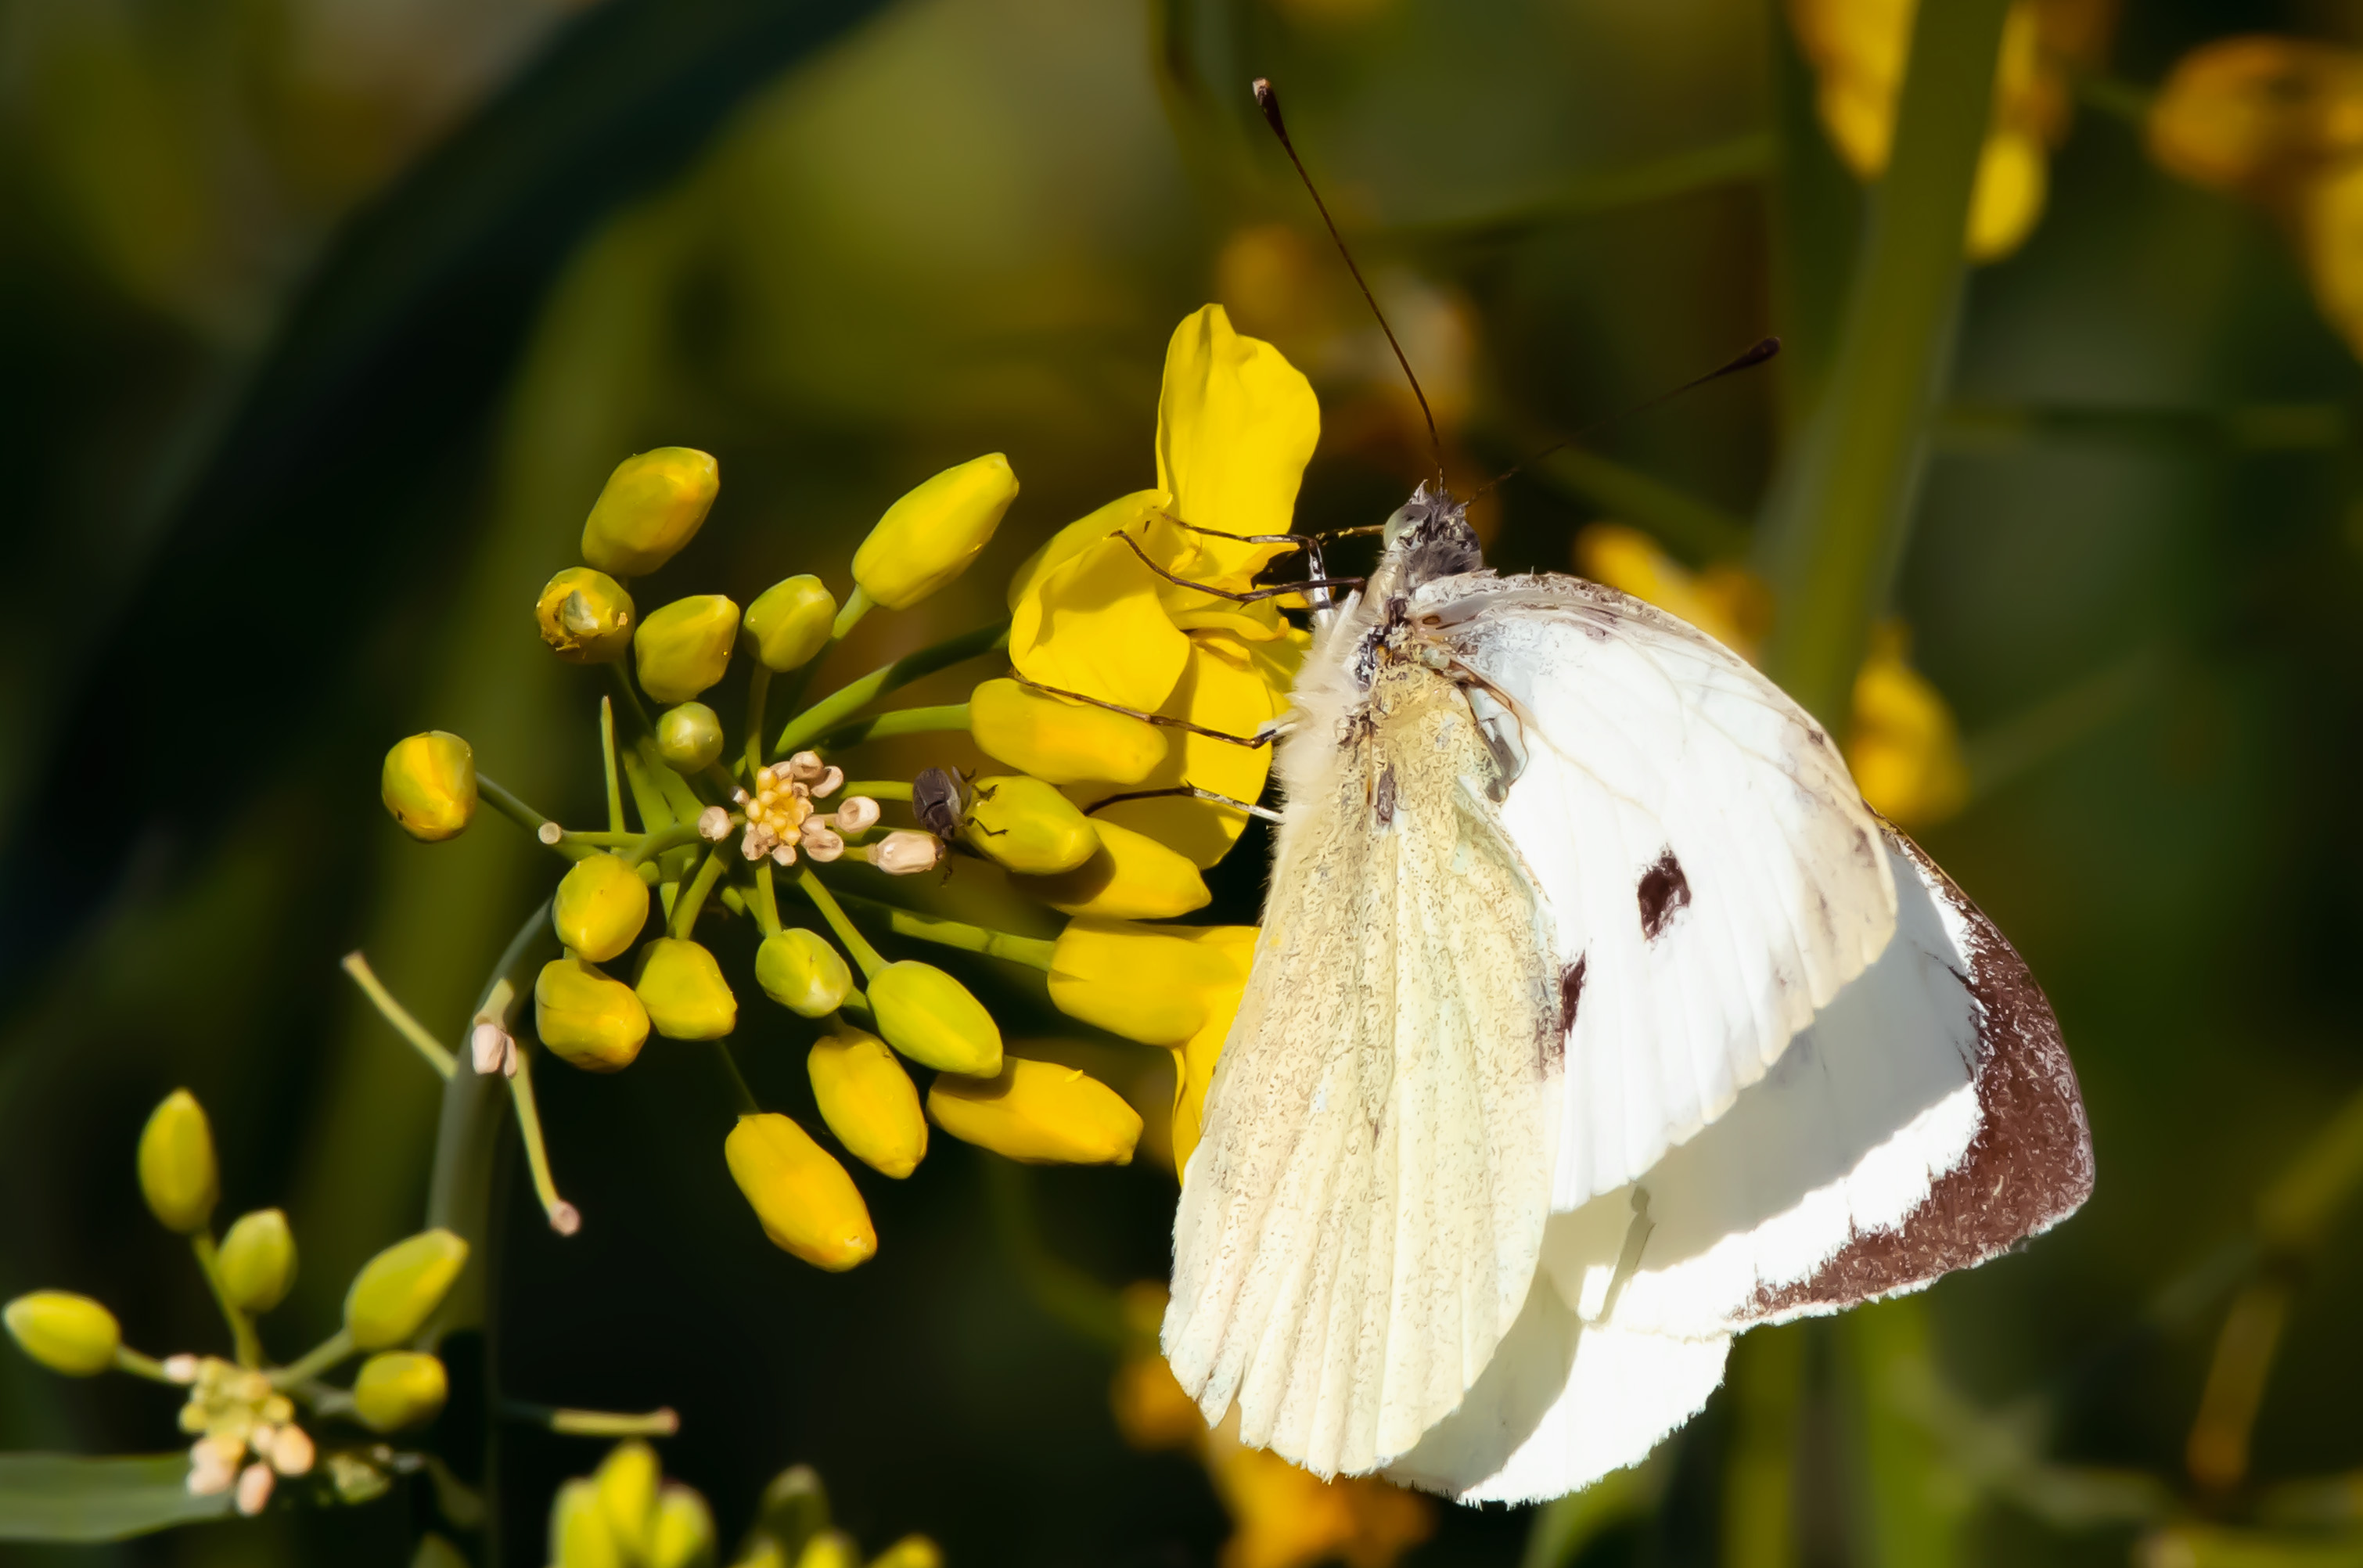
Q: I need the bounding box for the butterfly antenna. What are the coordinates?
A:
[1472,336,1782,499]
[1252,77,1445,489]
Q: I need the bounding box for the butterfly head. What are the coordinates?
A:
[1379,481,1483,590]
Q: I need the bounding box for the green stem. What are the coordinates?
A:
[831,584,874,642]
[712,1041,759,1114]
[508,1045,578,1235]
[774,623,1007,758]
[840,781,915,802]
[795,869,887,980]
[626,820,708,866]
[752,863,782,938]
[189,1233,264,1367]
[745,664,772,779]
[271,1328,355,1389]
[668,850,727,939]
[606,662,653,737]
[341,951,460,1080]
[476,775,559,841]
[502,1401,682,1438]
[113,1347,175,1384]
[601,696,625,834]
[1756,0,2012,722]
[832,889,1056,971]
[810,703,970,753]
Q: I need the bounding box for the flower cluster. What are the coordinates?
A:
[544,1442,939,1568]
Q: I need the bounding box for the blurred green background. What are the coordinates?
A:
[5,0,2363,1563]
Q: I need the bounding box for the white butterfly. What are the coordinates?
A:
[1162,483,2093,1503]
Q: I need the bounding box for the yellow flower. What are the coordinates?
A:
[724,1113,876,1271]
[926,1058,1143,1165]
[1203,1416,1434,1568]
[1047,918,1255,1047]
[969,677,1169,786]
[1846,622,1972,829]
[1574,524,1771,660]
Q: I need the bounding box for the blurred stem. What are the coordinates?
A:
[601,697,624,834]
[1756,0,2012,724]
[503,1401,681,1438]
[831,585,874,641]
[744,664,772,779]
[983,1159,1128,1350]
[1522,1458,1663,1568]
[1401,131,1771,239]
[712,1041,759,1115]
[113,1347,175,1383]
[341,951,461,1080]
[606,663,653,737]
[840,780,915,802]
[2076,71,2153,126]
[189,1233,264,1368]
[796,869,886,979]
[668,849,726,938]
[773,622,1008,757]
[507,1045,577,1235]
[1723,1325,1805,1568]
[272,1329,356,1389]
[2188,1275,2293,1494]
[1841,1296,1960,1568]
[812,703,971,751]
[831,889,1056,972]
[752,862,782,938]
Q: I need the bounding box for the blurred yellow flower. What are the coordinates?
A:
[1574,524,1771,660]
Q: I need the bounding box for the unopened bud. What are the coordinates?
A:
[928,1058,1142,1166]
[851,454,1020,610]
[834,796,880,833]
[754,930,852,1018]
[267,1423,314,1476]
[352,1350,448,1432]
[656,702,725,771]
[800,823,845,862]
[344,1228,469,1349]
[649,1483,717,1568]
[553,854,652,965]
[217,1209,297,1314]
[869,962,1002,1076]
[867,1537,944,1568]
[138,1089,218,1234]
[784,750,826,784]
[235,1462,274,1516]
[969,678,1168,786]
[634,939,738,1041]
[381,732,477,842]
[634,596,739,706]
[808,1029,927,1179]
[743,575,837,673]
[580,448,719,577]
[535,957,651,1071]
[1009,819,1209,919]
[1048,918,1256,1045]
[724,1114,877,1271]
[697,805,732,841]
[535,568,636,664]
[868,831,944,876]
[4,1291,120,1376]
[552,1478,623,1568]
[964,775,1099,874]
[795,1531,861,1568]
[595,1440,660,1556]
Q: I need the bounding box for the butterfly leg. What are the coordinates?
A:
[1009,676,1289,750]
[1081,785,1282,824]
[1592,1189,1657,1325]
[1107,531,1364,604]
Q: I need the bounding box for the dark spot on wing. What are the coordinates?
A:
[1638,848,1692,940]
[1372,764,1397,827]
[1556,955,1587,1041]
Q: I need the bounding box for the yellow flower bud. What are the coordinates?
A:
[217,1208,297,1314]
[536,567,636,664]
[1008,820,1210,919]
[795,1531,861,1568]
[4,1291,120,1376]
[581,447,719,577]
[867,1537,944,1568]
[851,454,1020,610]
[744,576,837,672]
[656,703,725,771]
[552,1478,624,1568]
[595,1440,660,1556]
[634,595,739,704]
[649,1483,716,1568]
[723,1114,876,1271]
[351,1350,448,1432]
[962,775,1099,874]
[807,1030,927,1179]
[755,929,852,1017]
[536,956,652,1070]
[869,962,1001,1077]
[634,938,738,1041]
[928,1059,1142,1166]
[137,1088,217,1234]
[381,732,477,842]
[969,678,1168,786]
[553,854,652,966]
[344,1228,469,1350]
[1047,918,1256,1045]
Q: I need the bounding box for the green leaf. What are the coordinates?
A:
[0,1452,232,1542]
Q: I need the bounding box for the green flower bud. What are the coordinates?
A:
[217,1208,297,1314]
[962,775,1099,874]
[352,1350,448,1432]
[754,929,852,1018]
[649,1483,717,1568]
[851,454,1020,610]
[635,938,738,1041]
[4,1291,120,1376]
[536,956,652,1070]
[656,702,725,771]
[381,732,477,842]
[634,595,739,704]
[553,854,652,966]
[581,448,719,577]
[808,1029,926,1179]
[725,1114,876,1271]
[552,1478,623,1568]
[536,567,636,664]
[344,1228,469,1350]
[743,576,837,672]
[137,1088,217,1234]
[869,962,1001,1077]
[595,1440,659,1555]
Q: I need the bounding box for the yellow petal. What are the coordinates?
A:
[969,678,1170,786]
[1154,304,1318,582]
[1080,631,1286,868]
[1967,128,2048,261]
[1010,507,1192,714]
[1845,623,1970,829]
[1574,523,1768,661]
[1047,917,1256,1045]
[1007,489,1170,611]
[926,1058,1142,1166]
[2304,160,2363,358]
[1009,819,1210,919]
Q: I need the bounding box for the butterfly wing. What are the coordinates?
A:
[1164,662,1563,1478]
[1434,574,1900,1210]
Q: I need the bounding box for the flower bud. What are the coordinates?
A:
[851,454,1020,610]
[581,448,719,577]
[928,1059,1142,1166]
[868,830,944,876]
[744,576,837,672]
[1048,918,1257,1045]
[724,1114,876,1271]
[796,1532,861,1568]
[962,775,1099,874]
[536,957,651,1070]
[656,703,725,772]
[536,568,636,664]
[834,796,880,833]
[755,929,852,1017]
[137,1089,218,1234]
[634,595,739,705]
[4,1291,120,1376]
[869,962,1001,1076]
[552,1478,624,1568]
[381,732,477,842]
[352,1350,448,1432]
[649,1483,716,1568]
[1009,820,1210,919]
[217,1209,297,1314]
[635,938,738,1040]
[553,854,652,966]
[969,678,1168,786]
[595,1440,660,1555]
[800,823,846,862]
[344,1228,469,1349]
[807,1030,927,1179]
[868,1538,944,1568]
